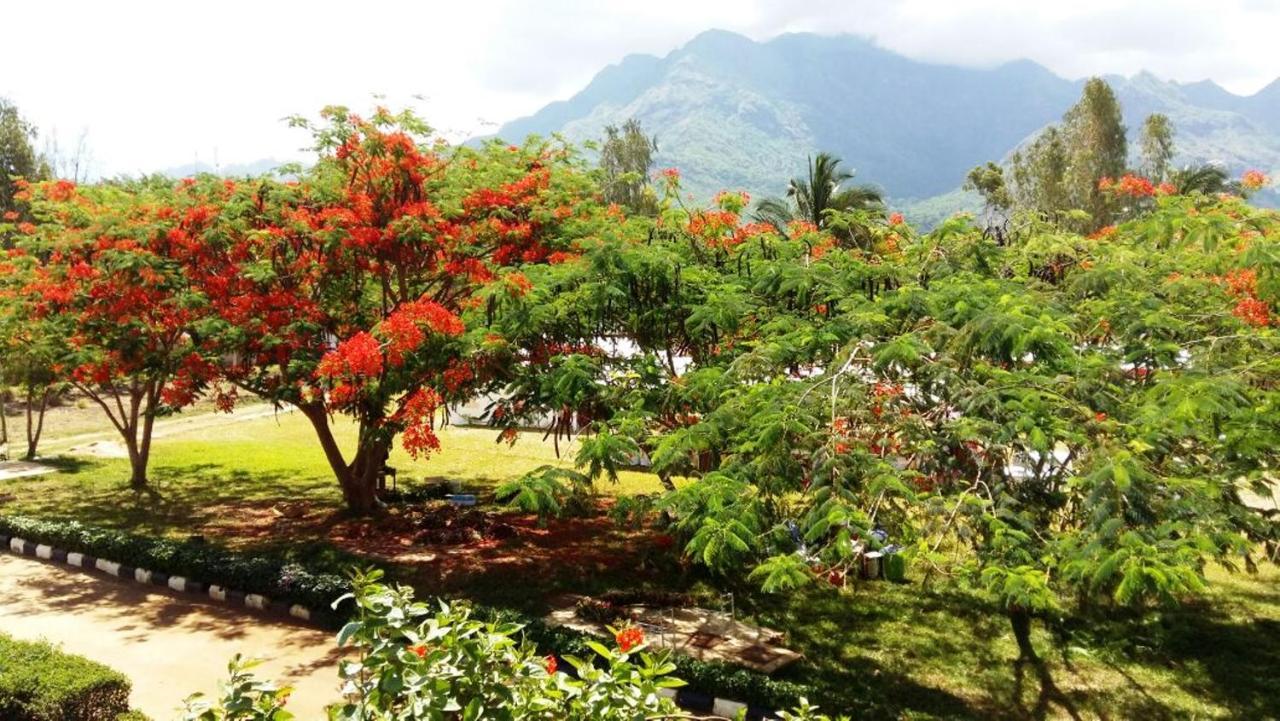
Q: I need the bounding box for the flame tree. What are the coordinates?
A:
[174,107,613,513]
[3,177,220,487]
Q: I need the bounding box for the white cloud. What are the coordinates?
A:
[3,0,1276,177]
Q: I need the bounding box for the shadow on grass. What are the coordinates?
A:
[1,458,334,541]
[1156,601,1280,719]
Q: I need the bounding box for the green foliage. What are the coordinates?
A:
[181,655,293,721]
[1140,113,1175,182]
[495,466,592,520]
[1008,77,1130,230]
[598,118,658,215]
[493,152,1280,665]
[0,98,45,217]
[185,569,683,720]
[753,152,883,240]
[0,633,132,721]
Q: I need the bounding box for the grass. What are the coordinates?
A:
[3,407,1279,719]
[3,410,662,539]
[733,564,1280,719]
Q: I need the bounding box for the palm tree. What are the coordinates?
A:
[753,152,883,234]
[1170,164,1229,196]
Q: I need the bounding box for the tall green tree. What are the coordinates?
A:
[0,99,45,218]
[754,152,883,236]
[1007,79,1128,230]
[1139,113,1175,183]
[599,118,658,215]
[965,161,1013,234]
[1062,78,1128,224]
[1009,126,1071,218]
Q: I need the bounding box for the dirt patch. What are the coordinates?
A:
[65,440,129,458]
[193,496,667,596]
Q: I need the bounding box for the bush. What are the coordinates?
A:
[0,633,131,721]
[182,570,848,720]
[0,514,813,711]
[185,569,684,720]
[0,515,350,617]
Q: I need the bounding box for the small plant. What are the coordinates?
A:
[574,597,623,624]
[180,656,292,721]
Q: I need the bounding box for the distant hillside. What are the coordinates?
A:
[158,158,290,178]
[493,30,1280,210]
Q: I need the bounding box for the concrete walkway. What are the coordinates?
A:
[0,553,340,719]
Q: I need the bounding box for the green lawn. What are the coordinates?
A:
[2,409,1278,719]
[4,410,662,538]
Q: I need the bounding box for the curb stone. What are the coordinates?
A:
[1,533,307,624]
[1,532,776,718]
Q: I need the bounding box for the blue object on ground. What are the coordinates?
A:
[447,494,477,506]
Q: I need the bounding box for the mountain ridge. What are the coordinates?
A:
[492,30,1280,208]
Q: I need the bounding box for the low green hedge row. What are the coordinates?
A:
[0,633,131,721]
[0,514,811,711]
[0,515,349,615]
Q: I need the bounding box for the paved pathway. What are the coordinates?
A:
[38,402,297,455]
[0,553,340,719]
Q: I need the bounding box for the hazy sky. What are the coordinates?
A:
[5,0,1279,177]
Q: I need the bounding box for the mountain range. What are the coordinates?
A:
[492,29,1280,217]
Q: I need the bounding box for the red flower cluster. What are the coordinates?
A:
[544,655,558,674]
[1088,225,1117,240]
[888,212,905,226]
[1234,297,1272,327]
[505,272,533,297]
[394,388,443,459]
[317,332,383,381]
[1241,169,1269,191]
[409,644,428,658]
[1222,268,1257,298]
[615,626,644,653]
[379,298,465,367]
[1099,174,1156,197]
[47,179,77,201]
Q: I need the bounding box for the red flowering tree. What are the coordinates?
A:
[180,108,600,513]
[4,178,219,487]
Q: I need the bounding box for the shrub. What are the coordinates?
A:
[0,633,131,721]
[183,569,684,720]
[0,515,349,616]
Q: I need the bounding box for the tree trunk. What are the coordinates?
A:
[1009,605,1038,660]
[0,388,9,449]
[299,402,384,515]
[24,386,49,461]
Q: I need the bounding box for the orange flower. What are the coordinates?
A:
[1241,170,1269,191]
[615,626,644,653]
[1234,297,1271,327]
[1114,174,1155,197]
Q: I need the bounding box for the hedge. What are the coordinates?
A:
[0,633,131,721]
[0,514,812,711]
[0,515,349,617]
